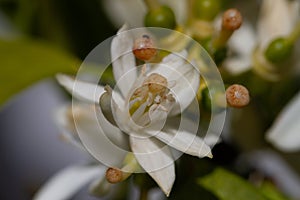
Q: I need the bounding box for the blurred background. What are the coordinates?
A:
[0,0,116,199]
[0,0,300,200]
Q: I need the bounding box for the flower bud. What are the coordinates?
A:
[144,5,176,29]
[264,37,293,63]
[194,0,221,21]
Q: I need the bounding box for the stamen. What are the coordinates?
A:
[143,73,168,95]
[222,8,242,31]
[105,168,123,183]
[226,84,250,108]
[129,72,174,127]
[133,35,157,61]
[213,8,243,48]
[131,101,148,122]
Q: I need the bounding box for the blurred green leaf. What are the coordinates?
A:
[0,38,78,106]
[198,168,267,200]
[260,182,290,200]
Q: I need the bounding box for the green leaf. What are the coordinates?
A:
[0,38,78,106]
[198,168,268,200]
[259,182,290,200]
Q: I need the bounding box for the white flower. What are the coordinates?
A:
[56,24,212,196]
[101,0,187,28]
[33,165,107,200]
[224,0,299,76]
[266,91,300,152]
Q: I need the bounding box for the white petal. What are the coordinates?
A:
[130,136,175,196]
[111,24,137,98]
[266,92,300,152]
[33,165,105,200]
[228,22,256,58]
[56,74,105,104]
[102,0,147,28]
[223,57,252,75]
[110,89,135,133]
[73,104,128,167]
[54,105,85,149]
[150,51,200,115]
[257,0,298,49]
[152,128,212,158]
[223,22,256,74]
[96,104,129,150]
[101,0,187,28]
[143,104,169,128]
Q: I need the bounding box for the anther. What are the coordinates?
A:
[226,84,250,108]
[106,168,123,184]
[212,8,243,49]
[133,35,157,61]
[143,73,168,94]
[222,8,242,31]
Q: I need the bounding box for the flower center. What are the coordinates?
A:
[129,73,175,126]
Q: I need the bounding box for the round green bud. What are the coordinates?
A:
[144,6,176,29]
[194,0,221,21]
[264,37,294,63]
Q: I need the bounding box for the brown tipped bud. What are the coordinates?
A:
[226,84,250,108]
[222,9,242,31]
[106,168,123,184]
[133,34,157,61]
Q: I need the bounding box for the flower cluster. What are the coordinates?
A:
[34,0,300,199]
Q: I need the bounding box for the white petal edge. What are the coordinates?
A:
[130,136,175,196]
[101,0,187,28]
[73,104,128,166]
[266,92,300,152]
[95,100,130,150]
[228,21,256,58]
[223,22,256,74]
[257,0,297,49]
[153,129,212,158]
[223,57,252,75]
[56,74,105,104]
[33,165,105,200]
[54,105,85,150]
[111,24,137,98]
[102,0,146,28]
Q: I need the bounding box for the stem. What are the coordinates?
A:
[144,0,160,10]
[287,21,300,43]
[139,187,148,200]
[213,29,233,49]
[186,0,195,25]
